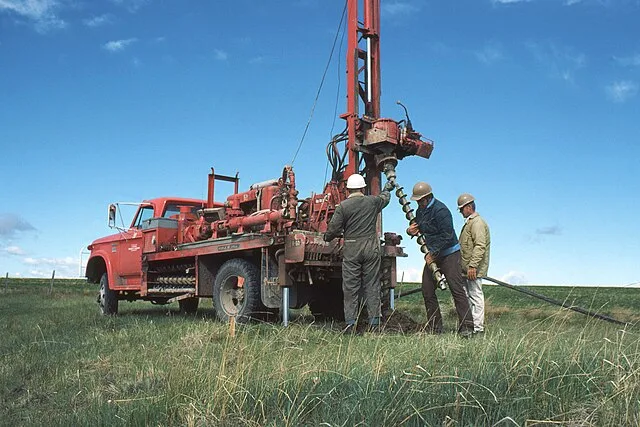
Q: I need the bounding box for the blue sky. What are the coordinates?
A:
[0,0,638,286]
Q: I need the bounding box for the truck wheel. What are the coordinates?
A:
[98,273,118,315]
[179,297,199,314]
[213,259,262,323]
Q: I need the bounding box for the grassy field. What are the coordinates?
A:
[1,278,639,426]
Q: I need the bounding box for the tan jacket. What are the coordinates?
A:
[459,212,490,277]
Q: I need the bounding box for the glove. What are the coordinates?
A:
[383,181,395,192]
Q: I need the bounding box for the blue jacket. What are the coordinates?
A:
[415,197,459,258]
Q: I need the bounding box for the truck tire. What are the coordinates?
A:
[213,258,262,323]
[98,273,118,315]
[179,297,199,314]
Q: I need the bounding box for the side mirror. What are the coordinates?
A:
[108,204,117,228]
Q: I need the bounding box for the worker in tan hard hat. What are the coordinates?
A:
[406,182,473,336]
[457,193,490,335]
[324,173,392,333]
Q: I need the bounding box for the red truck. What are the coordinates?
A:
[86,167,407,323]
[85,0,436,324]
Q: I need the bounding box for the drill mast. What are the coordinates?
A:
[342,0,382,193]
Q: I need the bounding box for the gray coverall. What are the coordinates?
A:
[324,189,390,325]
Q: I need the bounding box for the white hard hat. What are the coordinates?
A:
[346,173,366,189]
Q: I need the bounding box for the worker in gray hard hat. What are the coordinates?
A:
[406,182,473,336]
[324,173,392,333]
[457,193,490,335]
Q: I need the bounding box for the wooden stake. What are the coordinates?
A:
[229,315,236,338]
[49,270,56,294]
[4,272,8,293]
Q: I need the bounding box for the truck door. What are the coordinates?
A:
[115,205,153,288]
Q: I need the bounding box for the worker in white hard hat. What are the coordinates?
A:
[406,182,473,336]
[457,193,490,335]
[324,173,393,333]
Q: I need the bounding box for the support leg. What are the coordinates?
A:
[282,287,290,326]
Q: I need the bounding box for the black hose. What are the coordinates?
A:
[326,129,348,181]
[394,276,630,327]
[482,276,629,326]
[394,287,422,299]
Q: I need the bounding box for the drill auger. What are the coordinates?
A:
[383,163,448,291]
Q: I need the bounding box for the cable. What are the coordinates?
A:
[291,1,348,166]
[324,5,347,185]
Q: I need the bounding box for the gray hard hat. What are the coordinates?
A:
[410,182,433,201]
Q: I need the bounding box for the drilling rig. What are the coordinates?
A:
[85,0,439,324]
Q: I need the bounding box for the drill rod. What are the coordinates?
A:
[382,162,447,291]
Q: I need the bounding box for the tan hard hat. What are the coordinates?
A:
[457,193,475,209]
[410,182,433,201]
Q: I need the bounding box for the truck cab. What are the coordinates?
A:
[86,197,206,314]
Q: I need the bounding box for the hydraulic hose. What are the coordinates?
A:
[382,162,447,291]
[481,276,629,326]
[395,276,629,326]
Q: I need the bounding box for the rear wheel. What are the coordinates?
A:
[97,273,118,315]
[213,259,263,323]
[179,297,199,314]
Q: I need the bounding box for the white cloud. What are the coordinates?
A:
[536,225,562,236]
[0,213,36,237]
[0,0,66,33]
[110,0,150,13]
[83,13,114,28]
[475,42,504,65]
[606,80,638,103]
[3,245,25,255]
[493,0,583,3]
[214,49,228,61]
[614,54,640,67]
[500,271,528,284]
[398,267,422,283]
[103,38,137,52]
[23,256,80,278]
[493,0,604,5]
[492,0,531,4]
[24,256,76,266]
[526,41,586,83]
[382,1,419,16]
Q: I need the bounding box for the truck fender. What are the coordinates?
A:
[86,249,115,286]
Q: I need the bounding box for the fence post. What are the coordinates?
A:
[3,272,7,293]
[49,270,56,294]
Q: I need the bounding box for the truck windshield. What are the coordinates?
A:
[133,206,154,228]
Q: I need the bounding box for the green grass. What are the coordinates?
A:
[1,279,639,426]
